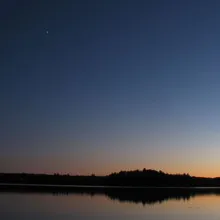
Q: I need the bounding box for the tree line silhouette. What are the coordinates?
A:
[0,168,220,187]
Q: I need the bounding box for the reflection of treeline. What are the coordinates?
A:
[1,169,220,186]
[106,187,220,205]
[106,187,193,205]
[1,184,220,205]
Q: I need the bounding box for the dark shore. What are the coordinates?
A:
[1,169,220,187]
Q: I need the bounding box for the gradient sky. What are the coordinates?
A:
[1,0,220,177]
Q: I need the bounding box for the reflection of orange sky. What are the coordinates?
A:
[2,192,220,217]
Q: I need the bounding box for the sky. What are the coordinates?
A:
[1,0,220,177]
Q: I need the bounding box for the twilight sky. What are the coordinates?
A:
[1,0,220,177]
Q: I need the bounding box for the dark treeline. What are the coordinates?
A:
[1,168,220,187]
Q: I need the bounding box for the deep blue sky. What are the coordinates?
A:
[1,0,220,176]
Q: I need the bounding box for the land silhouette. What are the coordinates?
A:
[1,168,220,187]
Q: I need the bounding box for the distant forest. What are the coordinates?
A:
[1,169,220,187]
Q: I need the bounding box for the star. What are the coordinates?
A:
[46,30,49,34]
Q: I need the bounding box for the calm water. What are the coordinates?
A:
[1,187,220,220]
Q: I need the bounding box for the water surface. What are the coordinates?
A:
[1,187,220,220]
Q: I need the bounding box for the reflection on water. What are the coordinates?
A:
[2,185,220,205]
[1,187,220,220]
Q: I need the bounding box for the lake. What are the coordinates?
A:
[1,186,220,220]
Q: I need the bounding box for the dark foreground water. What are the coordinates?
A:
[1,186,220,220]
